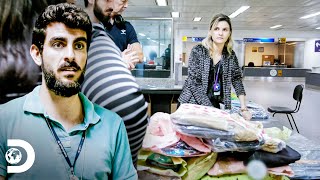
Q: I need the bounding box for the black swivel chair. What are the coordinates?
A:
[267,84,304,133]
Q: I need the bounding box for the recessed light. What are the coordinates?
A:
[270,25,282,29]
[300,11,320,19]
[155,0,167,6]
[171,12,180,18]
[229,6,250,18]
[193,17,202,21]
[316,27,320,30]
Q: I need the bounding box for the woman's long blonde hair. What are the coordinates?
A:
[202,13,233,58]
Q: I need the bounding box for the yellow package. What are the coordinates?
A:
[182,152,218,180]
[201,173,290,180]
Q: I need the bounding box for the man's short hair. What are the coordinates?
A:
[32,3,92,51]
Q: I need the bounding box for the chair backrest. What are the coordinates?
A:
[293,84,304,112]
[248,62,255,67]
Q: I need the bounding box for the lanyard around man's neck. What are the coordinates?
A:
[44,117,86,179]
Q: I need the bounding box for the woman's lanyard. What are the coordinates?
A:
[45,117,85,180]
[213,61,221,93]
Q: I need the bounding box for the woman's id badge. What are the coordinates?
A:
[213,83,220,95]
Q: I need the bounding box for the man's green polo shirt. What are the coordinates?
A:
[0,86,137,179]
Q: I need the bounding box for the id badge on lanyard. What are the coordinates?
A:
[213,62,221,96]
[213,83,221,95]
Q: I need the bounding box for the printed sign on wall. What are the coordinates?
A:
[182,36,187,41]
[315,40,320,52]
[243,38,274,43]
[278,38,286,44]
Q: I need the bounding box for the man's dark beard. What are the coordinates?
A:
[42,61,85,97]
[93,2,112,27]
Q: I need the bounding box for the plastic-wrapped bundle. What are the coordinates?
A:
[171,104,264,142]
[143,139,209,157]
[204,138,265,152]
[173,123,236,141]
[146,153,181,171]
[171,104,230,130]
[156,140,208,157]
[137,150,188,177]
[231,100,269,119]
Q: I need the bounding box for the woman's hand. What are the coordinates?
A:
[240,108,252,120]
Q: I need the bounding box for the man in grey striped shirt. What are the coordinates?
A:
[81,0,148,166]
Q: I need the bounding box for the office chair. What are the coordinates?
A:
[248,62,255,67]
[267,84,304,133]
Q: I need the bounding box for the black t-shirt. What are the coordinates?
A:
[164,47,171,69]
[106,21,139,51]
[207,60,223,108]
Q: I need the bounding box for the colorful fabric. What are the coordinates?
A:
[137,150,188,177]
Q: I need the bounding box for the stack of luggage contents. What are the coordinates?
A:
[231,99,269,120]
[137,104,301,179]
[231,92,269,120]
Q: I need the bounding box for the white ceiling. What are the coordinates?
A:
[123,0,320,31]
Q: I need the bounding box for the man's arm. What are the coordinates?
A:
[0,176,4,180]
[122,44,141,69]
[126,22,144,63]
[130,42,144,63]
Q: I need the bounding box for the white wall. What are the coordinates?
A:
[304,39,320,69]
[175,29,320,68]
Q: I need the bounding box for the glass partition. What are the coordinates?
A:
[126,18,173,78]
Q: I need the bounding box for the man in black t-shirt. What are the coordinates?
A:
[164,44,171,70]
[105,0,144,70]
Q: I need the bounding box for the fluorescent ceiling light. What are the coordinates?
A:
[229,6,250,18]
[147,37,151,40]
[300,11,320,19]
[316,27,320,30]
[155,0,167,6]
[171,12,180,18]
[160,43,165,46]
[138,33,146,36]
[270,25,282,29]
[193,17,202,21]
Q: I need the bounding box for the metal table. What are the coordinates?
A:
[136,78,182,115]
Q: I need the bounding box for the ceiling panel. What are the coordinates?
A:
[123,0,320,38]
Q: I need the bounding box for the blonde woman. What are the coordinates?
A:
[178,13,251,120]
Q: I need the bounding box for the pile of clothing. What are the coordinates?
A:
[231,99,269,120]
[137,104,301,179]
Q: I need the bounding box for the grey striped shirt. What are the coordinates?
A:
[81,23,148,165]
